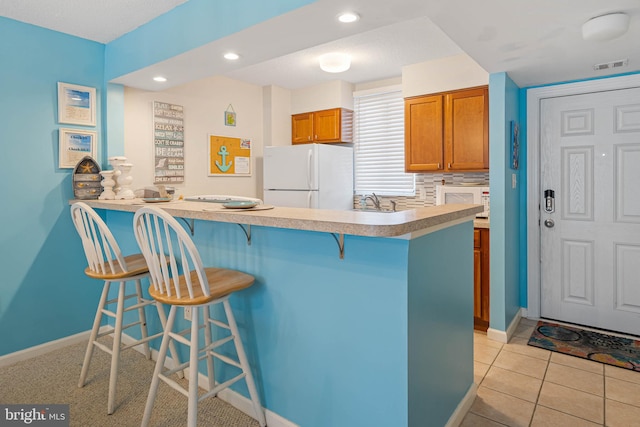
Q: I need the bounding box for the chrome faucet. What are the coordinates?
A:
[364,193,382,210]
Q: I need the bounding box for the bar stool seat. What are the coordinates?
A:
[70,202,182,415]
[133,206,266,427]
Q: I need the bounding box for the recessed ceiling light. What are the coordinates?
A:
[153,76,167,82]
[338,12,360,23]
[224,52,240,60]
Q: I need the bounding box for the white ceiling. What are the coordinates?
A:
[1,0,638,90]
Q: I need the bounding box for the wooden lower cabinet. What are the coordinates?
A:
[474,228,490,331]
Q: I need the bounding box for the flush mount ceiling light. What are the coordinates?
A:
[338,12,360,23]
[319,52,351,73]
[153,76,167,82]
[224,52,240,60]
[582,12,630,41]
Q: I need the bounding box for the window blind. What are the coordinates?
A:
[353,87,415,196]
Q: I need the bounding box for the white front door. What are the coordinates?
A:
[540,87,640,336]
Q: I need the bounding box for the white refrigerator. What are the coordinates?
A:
[263,144,354,209]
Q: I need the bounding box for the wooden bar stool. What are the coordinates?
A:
[133,206,266,427]
[70,202,183,415]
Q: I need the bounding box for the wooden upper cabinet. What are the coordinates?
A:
[291,108,353,144]
[292,113,314,144]
[445,87,489,171]
[405,86,489,172]
[404,95,444,172]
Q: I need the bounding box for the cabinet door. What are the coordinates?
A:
[292,113,313,144]
[314,109,341,142]
[445,87,489,171]
[473,228,490,331]
[474,247,482,320]
[404,95,443,172]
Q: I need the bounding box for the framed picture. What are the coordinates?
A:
[510,120,519,170]
[224,104,236,127]
[59,128,97,168]
[208,135,251,176]
[57,82,97,126]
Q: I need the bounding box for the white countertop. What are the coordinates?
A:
[71,199,483,238]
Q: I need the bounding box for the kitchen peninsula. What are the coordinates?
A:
[72,199,481,427]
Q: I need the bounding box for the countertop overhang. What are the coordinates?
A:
[70,199,483,238]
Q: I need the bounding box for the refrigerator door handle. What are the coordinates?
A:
[307,191,312,208]
[307,149,313,190]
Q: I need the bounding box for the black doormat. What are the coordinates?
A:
[528,321,640,371]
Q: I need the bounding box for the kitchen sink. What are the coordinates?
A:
[351,208,396,213]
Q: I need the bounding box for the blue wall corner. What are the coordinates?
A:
[488,72,522,331]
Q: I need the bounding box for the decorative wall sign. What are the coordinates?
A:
[511,120,520,170]
[59,128,97,168]
[208,135,251,176]
[224,104,236,126]
[153,101,185,184]
[57,82,97,126]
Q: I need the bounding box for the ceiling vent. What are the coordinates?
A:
[593,59,629,71]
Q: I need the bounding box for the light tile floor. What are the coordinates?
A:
[462,318,640,427]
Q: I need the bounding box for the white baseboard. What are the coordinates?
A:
[445,383,478,427]
[487,308,523,343]
[0,327,111,369]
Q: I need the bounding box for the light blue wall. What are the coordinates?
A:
[408,222,474,426]
[488,73,521,331]
[105,0,315,81]
[0,17,105,355]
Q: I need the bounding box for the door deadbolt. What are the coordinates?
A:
[544,190,555,213]
[544,219,555,228]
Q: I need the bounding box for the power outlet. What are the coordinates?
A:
[183,306,192,320]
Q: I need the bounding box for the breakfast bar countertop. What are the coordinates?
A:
[71,199,483,238]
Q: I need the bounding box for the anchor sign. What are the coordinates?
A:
[215,145,233,172]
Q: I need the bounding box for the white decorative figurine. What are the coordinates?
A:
[98,170,116,200]
[115,163,135,200]
[108,156,127,195]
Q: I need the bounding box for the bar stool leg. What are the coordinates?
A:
[187,306,200,427]
[134,279,151,359]
[223,300,266,427]
[79,281,111,388]
[107,281,126,414]
[203,305,215,392]
[141,305,177,427]
[155,302,185,379]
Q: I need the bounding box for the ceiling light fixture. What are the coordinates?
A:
[582,12,629,41]
[153,76,167,82]
[224,52,240,60]
[338,12,360,23]
[319,52,351,73]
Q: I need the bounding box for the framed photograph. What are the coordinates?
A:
[59,128,97,168]
[57,82,97,126]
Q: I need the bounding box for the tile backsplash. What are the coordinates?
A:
[355,172,490,211]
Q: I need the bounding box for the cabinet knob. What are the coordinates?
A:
[437,163,441,169]
[448,163,452,169]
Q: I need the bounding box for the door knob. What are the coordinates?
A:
[544,219,555,228]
